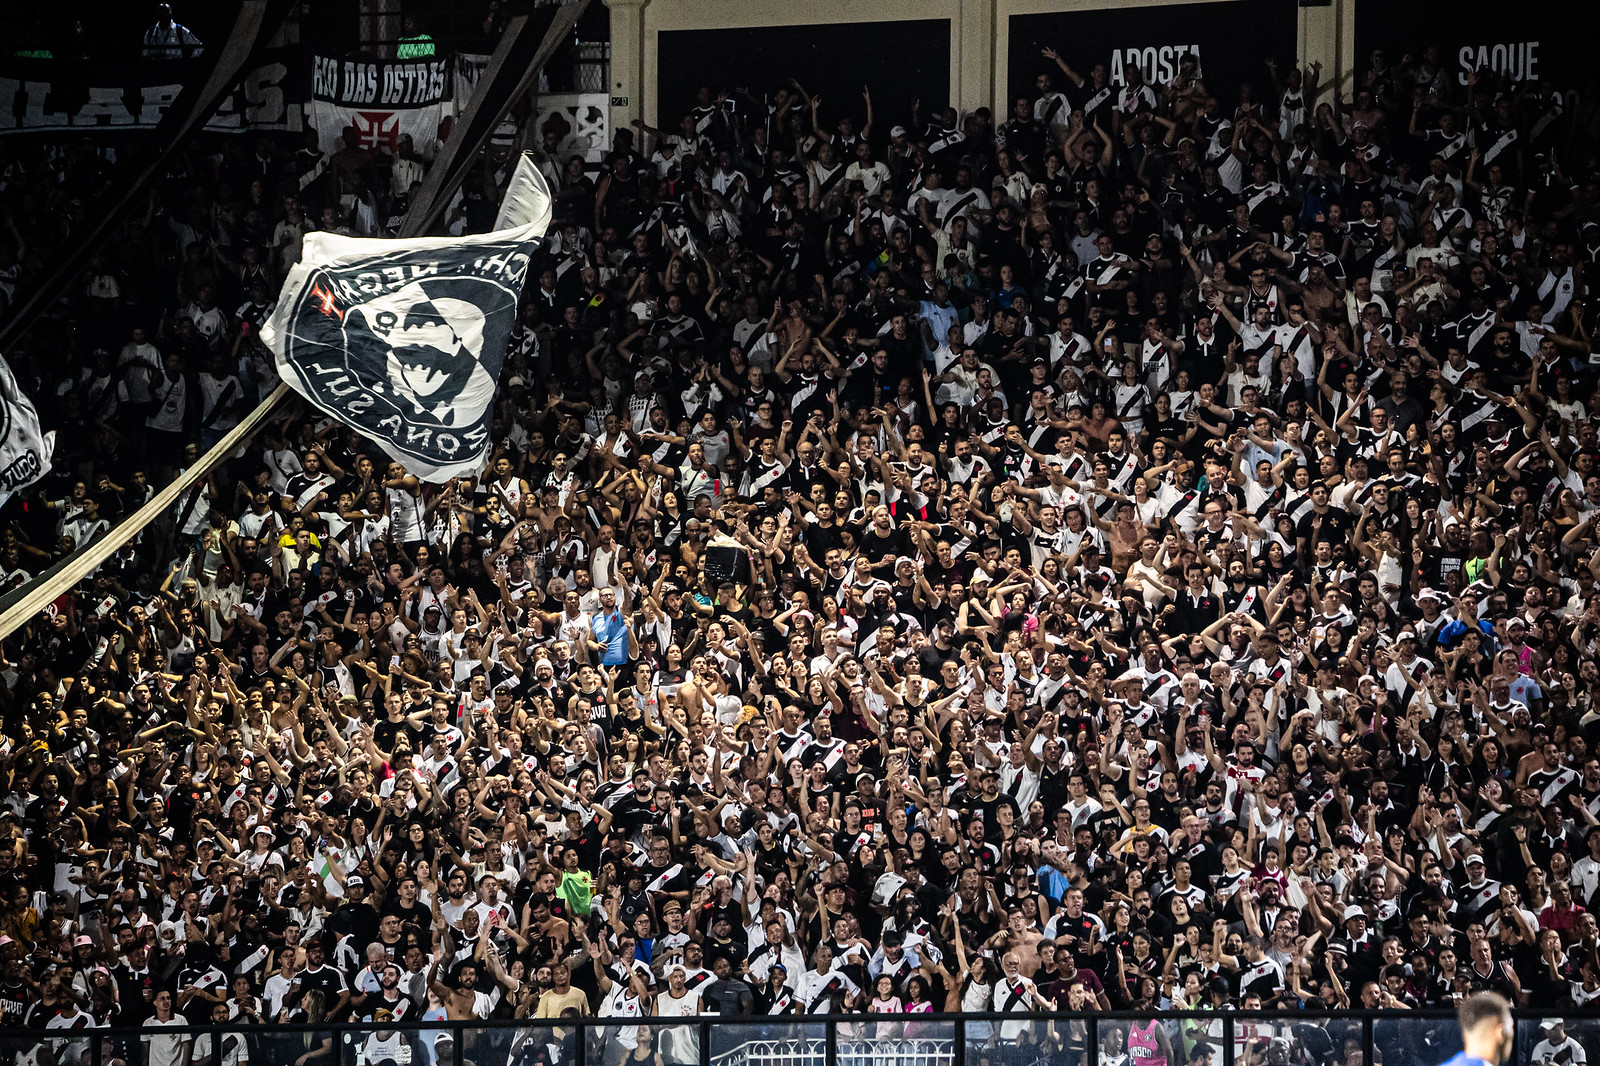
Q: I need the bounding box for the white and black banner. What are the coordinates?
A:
[309,55,449,159]
[0,354,54,507]
[453,53,491,116]
[261,154,553,482]
[0,52,302,135]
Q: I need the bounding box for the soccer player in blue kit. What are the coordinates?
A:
[1441,994,1515,1066]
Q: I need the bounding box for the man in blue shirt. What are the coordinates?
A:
[1435,587,1497,653]
[591,586,632,668]
[1437,992,1512,1066]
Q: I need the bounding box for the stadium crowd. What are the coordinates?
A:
[2,20,1600,1066]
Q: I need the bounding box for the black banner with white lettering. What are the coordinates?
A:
[309,55,451,159]
[1008,0,1297,114]
[0,51,303,135]
[1352,0,1578,93]
[656,20,951,147]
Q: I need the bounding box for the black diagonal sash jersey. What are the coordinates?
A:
[1000,977,1032,1011]
[813,162,847,200]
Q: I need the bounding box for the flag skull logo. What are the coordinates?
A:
[345,281,487,425]
[281,248,529,474]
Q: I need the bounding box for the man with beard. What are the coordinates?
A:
[358,961,415,1021]
[429,954,496,1020]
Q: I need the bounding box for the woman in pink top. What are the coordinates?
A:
[902,974,936,1040]
[868,975,904,1041]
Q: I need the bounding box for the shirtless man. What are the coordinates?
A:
[428,951,491,1021]
[523,484,567,536]
[1297,261,1345,322]
[987,909,1046,977]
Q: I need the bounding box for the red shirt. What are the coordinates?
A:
[1539,900,1585,936]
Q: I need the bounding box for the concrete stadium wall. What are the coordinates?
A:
[604,0,1568,136]
[601,0,1382,136]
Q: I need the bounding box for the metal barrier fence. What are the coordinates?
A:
[6,1009,1596,1066]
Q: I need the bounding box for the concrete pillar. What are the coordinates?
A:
[957,0,997,117]
[1298,0,1358,103]
[605,0,648,133]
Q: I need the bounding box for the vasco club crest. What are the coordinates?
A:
[276,242,533,479]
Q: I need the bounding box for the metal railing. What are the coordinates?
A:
[6,1009,1594,1066]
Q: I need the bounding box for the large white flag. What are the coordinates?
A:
[0,354,54,508]
[261,154,552,482]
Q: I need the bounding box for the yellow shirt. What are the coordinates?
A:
[536,986,590,1018]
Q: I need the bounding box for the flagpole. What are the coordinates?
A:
[0,16,581,641]
[398,1,591,239]
[0,0,296,353]
[0,383,291,639]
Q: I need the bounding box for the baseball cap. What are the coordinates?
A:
[75,935,93,947]
[1342,905,1366,922]
[890,125,907,138]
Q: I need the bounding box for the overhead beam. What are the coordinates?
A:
[0,5,590,641]
[0,0,297,353]
[0,383,293,637]
[401,0,593,238]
